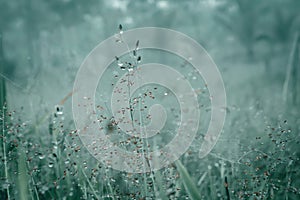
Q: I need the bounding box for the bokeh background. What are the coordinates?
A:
[1,0,300,199]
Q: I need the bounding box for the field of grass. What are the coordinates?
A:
[1,0,300,199]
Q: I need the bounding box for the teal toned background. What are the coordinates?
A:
[0,0,300,199]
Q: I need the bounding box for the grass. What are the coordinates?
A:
[0,70,299,200]
[0,27,300,200]
[282,32,300,104]
[175,160,201,200]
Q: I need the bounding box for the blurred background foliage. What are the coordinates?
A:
[0,0,299,112]
[0,0,300,199]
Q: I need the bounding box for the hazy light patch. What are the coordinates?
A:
[200,0,223,7]
[124,16,133,25]
[156,1,169,10]
[110,0,129,12]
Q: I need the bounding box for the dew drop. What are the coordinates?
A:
[128,68,133,72]
[54,105,64,116]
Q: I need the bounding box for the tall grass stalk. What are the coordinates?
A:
[152,170,168,200]
[26,159,40,200]
[1,33,10,200]
[282,32,299,104]
[1,105,10,200]
[175,160,201,200]
[80,167,99,199]
[17,148,29,200]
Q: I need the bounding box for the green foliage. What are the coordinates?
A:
[175,160,201,200]
[0,1,300,199]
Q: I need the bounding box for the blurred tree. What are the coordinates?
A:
[214,0,264,60]
[214,0,300,69]
[0,0,105,83]
[270,0,300,45]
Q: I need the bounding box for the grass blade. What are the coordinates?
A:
[175,160,201,200]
